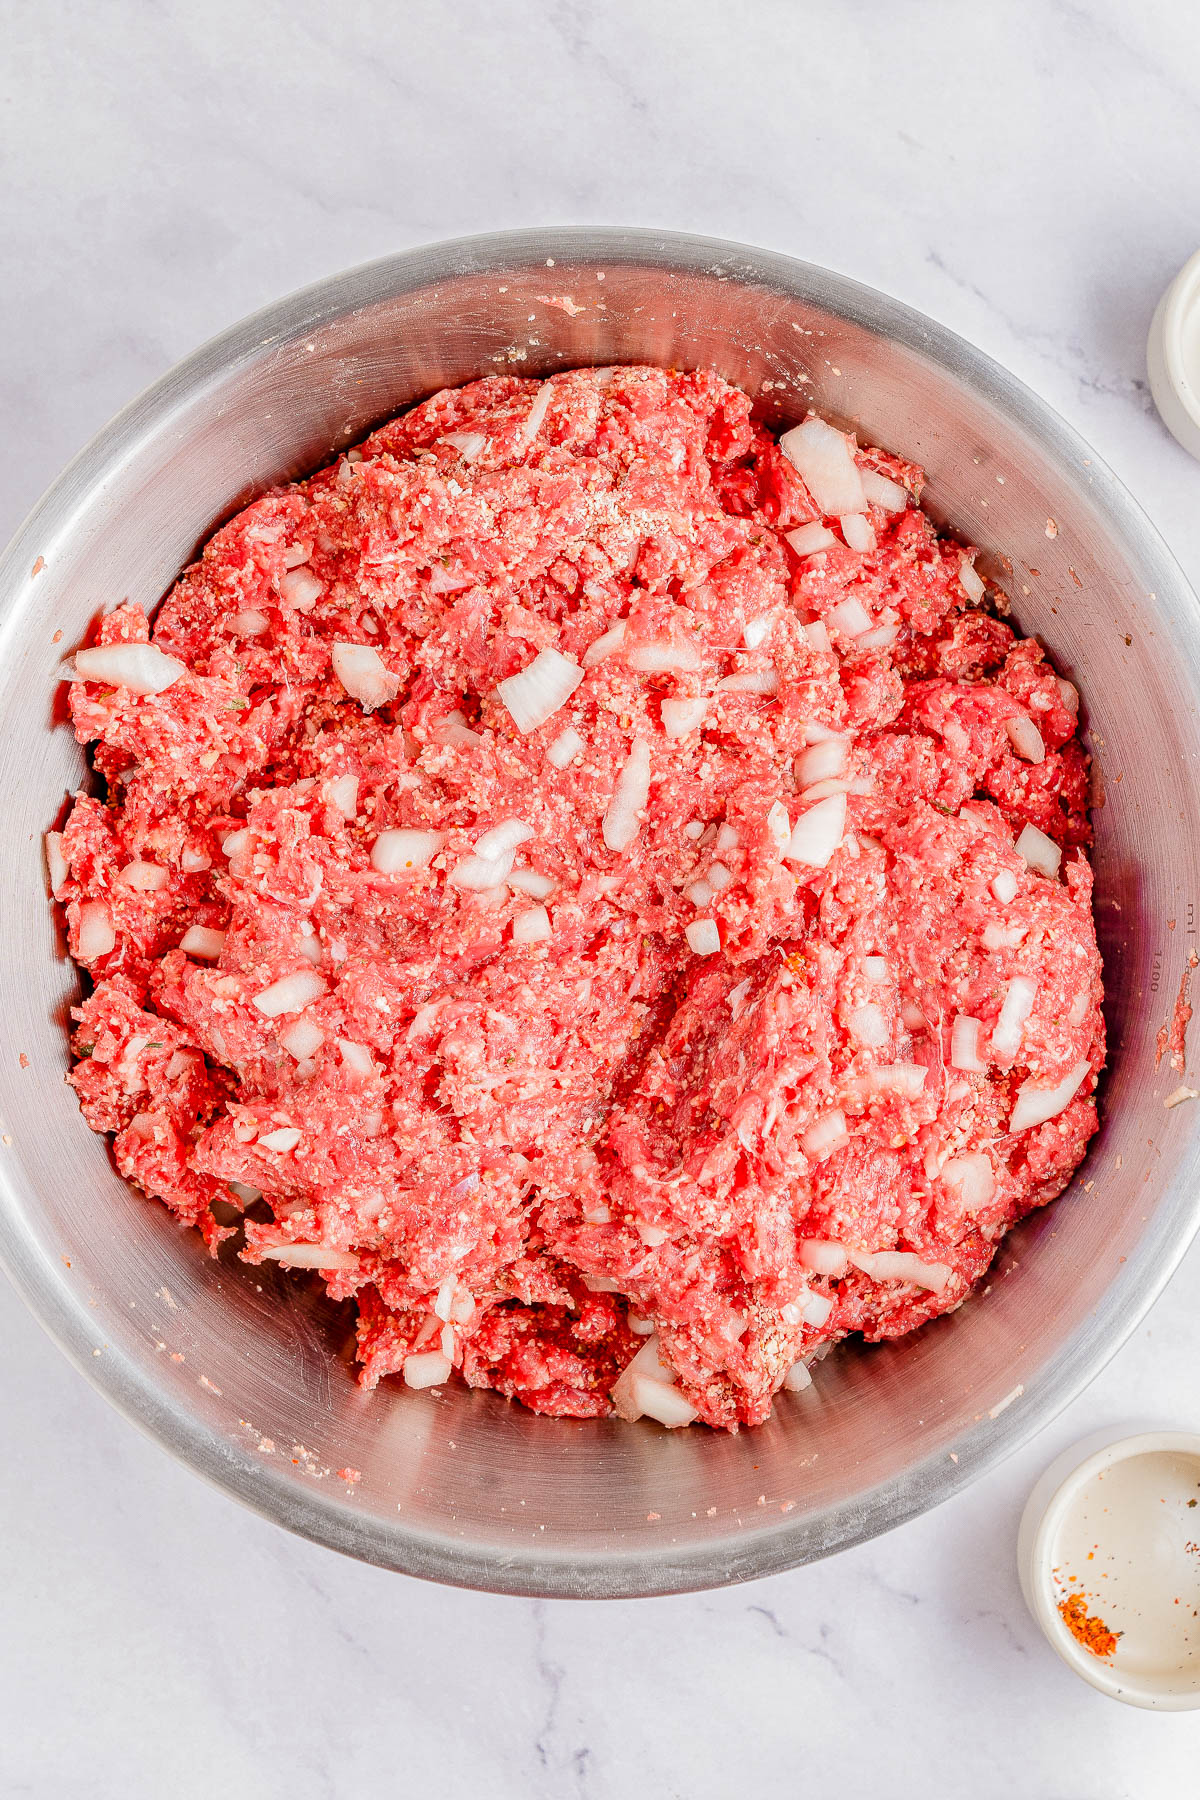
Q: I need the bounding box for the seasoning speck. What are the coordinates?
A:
[1058,1592,1119,1659]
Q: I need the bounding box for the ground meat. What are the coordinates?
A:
[53,365,1104,1430]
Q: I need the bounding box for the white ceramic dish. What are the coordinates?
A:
[1018,1430,1200,1708]
[1147,249,1200,460]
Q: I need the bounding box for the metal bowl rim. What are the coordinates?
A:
[1,225,1197,1597]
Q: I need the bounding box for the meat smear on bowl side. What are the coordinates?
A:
[53,366,1103,1430]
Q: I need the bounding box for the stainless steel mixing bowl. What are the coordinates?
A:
[2,229,1198,1598]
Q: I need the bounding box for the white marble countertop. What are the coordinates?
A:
[3,2,1200,1792]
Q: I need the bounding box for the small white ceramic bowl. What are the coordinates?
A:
[1018,1431,1200,1708]
[1147,249,1200,460]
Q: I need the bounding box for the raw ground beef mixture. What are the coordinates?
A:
[52,364,1104,1430]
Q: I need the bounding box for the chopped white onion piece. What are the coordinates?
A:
[518,381,554,446]
[513,905,551,944]
[497,647,583,733]
[798,1239,849,1277]
[1010,1059,1091,1132]
[583,621,626,668]
[812,713,849,735]
[258,1127,302,1153]
[800,1290,834,1328]
[863,955,889,983]
[331,641,399,711]
[849,1250,951,1292]
[73,642,187,695]
[280,568,324,610]
[784,792,846,869]
[958,555,986,603]
[508,868,556,898]
[1068,988,1090,1027]
[76,900,115,961]
[1057,677,1080,716]
[856,623,898,652]
[782,1361,813,1392]
[280,1018,325,1062]
[950,1014,986,1072]
[326,773,359,818]
[901,1001,928,1033]
[982,922,1027,951]
[795,735,847,787]
[631,1377,699,1428]
[1015,823,1062,879]
[716,669,779,696]
[861,467,909,513]
[180,925,225,961]
[261,1243,359,1269]
[763,801,790,852]
[428,563,472,596]
[603,738,651,853]
[611,1336,675,1414]
[940,1152,996,1211]
[450,850,515,890]
[546,724,585,768]
[840,512,875,553]
[44,831,69,896]
[613,1339,698,1426]
[779,417,866,515]
[786,521,838,557]
[296,936,322,966]
[864,1063,928,1097]
[282,543,310,568]
[743,616,773,649]
[431,709,483,750]
[685,878,713,908]
[706,861,733,893]
[474,818,533,861]
[403,1350,453,1389]
[221,828,251,859]
[371,828,445,873]
[802,1109,848,1162]
[627,633,703,673]
[849,1002,889,1048]
[714,824,740,854]
[251,971,326,1018]
[828,596,873,640]
[440,431,487,461]
[230,608,269,636]
[686,919,721,956]
[180,848,211,873]
[991,975,1037,1059]
[1006,714,1046,764]
[991,868,1018,905]
[338,1039,375,1076]
[118,860,169,892]
[660,695,708,739]
[805,618,832,654]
